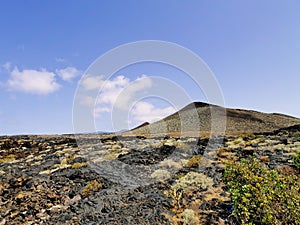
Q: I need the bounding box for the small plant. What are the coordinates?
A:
[167,188,183,208]
[223,157,300,224]
[201,136,210,141]
[184,155,202,168]
[0,154,15,163]
[71,162,88,169]
[60,155,76,165]
[81,180,103,197]
[102,153,119,161]
[217,147,228,156]
[182,209,200,225]
[174,140,190,150]
[240,133,256,141]
[151,169,171,180]
[166,172,213,209]
[233,139,243,145]
[293,152,300,168]
[172,171,213,193]
[111,144,122,152]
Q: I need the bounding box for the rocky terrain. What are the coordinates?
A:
[1,124,300,224]
[1,103,300,224]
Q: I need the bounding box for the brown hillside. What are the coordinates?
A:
[124,102,300,137]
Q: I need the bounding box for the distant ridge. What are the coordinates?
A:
[124,102,300,137]
[131,122,150,131]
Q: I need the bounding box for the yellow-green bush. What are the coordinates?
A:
[81,180,103,197]
[233,139,243,145]
[71,162,88,169]
[0,154,15,163]
[184,155,202,168]
[223,158,300,225]
[293,152,300,168]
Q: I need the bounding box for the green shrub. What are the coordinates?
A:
[293,152,300,168]
[223,158,300,225]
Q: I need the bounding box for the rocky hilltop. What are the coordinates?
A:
[0,105,300,224]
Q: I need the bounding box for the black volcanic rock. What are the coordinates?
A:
[1,120,300,224]
[117,145,176,165]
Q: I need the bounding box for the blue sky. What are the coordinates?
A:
[1,1,300,134]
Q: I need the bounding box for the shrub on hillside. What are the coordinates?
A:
[223,158,300,225]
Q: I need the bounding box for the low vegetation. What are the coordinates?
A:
[71,162,88,169]
[150,169,171,180]
[223,157,300,225]
[81,180,104,197]
[293,152,300,168]
[181,209,200,225]
[166,171,214,209]
[0,154,15,163]
[172,171,214,194]
[184,155,202,168]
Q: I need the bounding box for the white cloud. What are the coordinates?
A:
[94,107,111,117]
[91,75,130,117]
[79,95,95,106]
[82,75,175,128]
[97,75,130,106]
[112,75,152,110]
[56,66,80,82]
[81,75,106,90]
[130,101,176,124]
[91,75,153,118]
[7,67,60,95]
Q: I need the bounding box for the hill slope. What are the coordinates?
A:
[126,102,300,136]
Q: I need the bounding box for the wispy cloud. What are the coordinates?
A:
[78,75,176,130]
[55,57,67,63]
[112,75,152,110]
[90,75,153,117]
[130,101,175,124]
[96,75,130,106]
[56,66,80,82]
[7,67,60,95]
[87,74,173,125]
